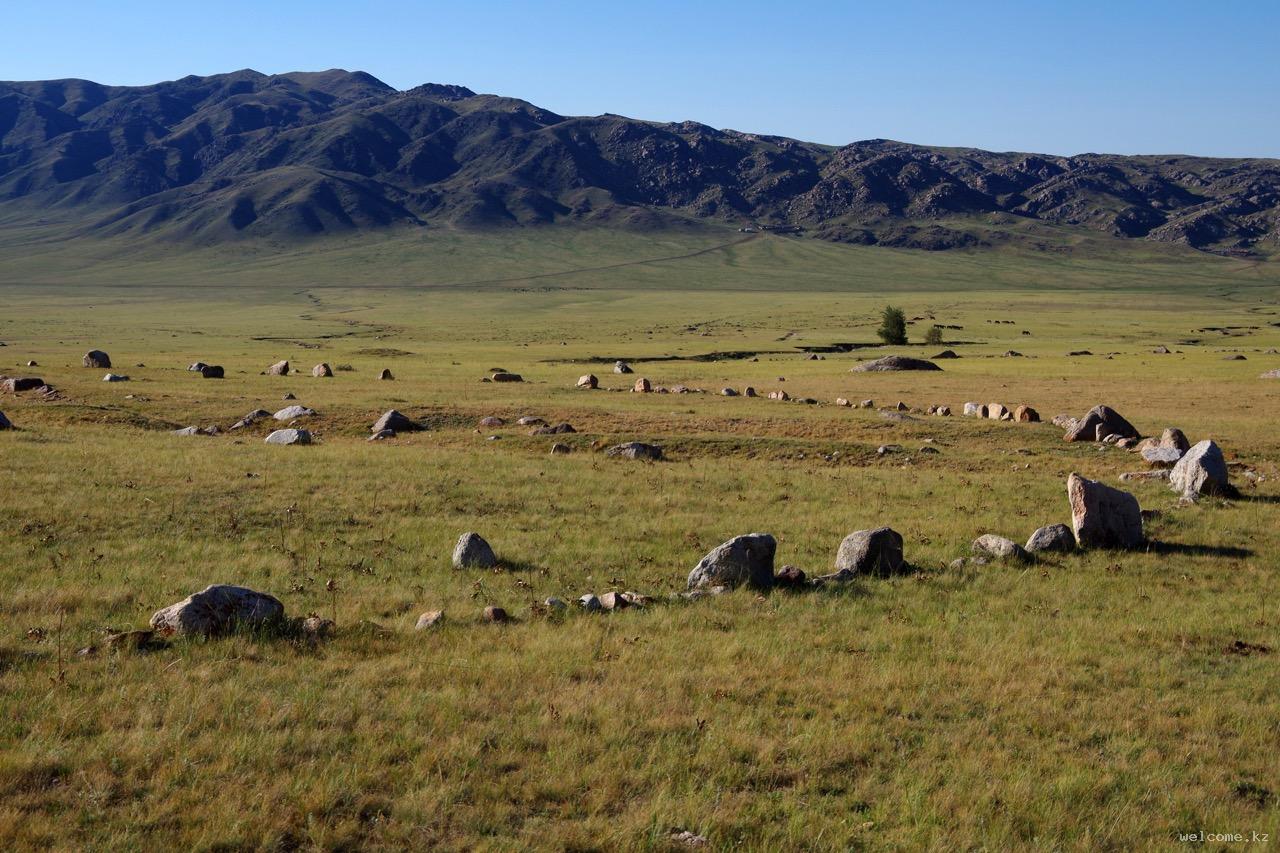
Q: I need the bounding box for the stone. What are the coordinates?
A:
[935,405,952,416]
[491,372,522,382]
[1142,446,1183,467]
[368,429,396,441]
[543,597,567,611]
[171,426,205,436]
[687,533,776,591]
[743,387,758,397]
[452,532,497,569]
[274,405,317,420]
[834,527,904,575]
[550,442,571,455]
[150,584,285,637]
[0,411,10,430]
[2,377,43,393]
[532,422,576,435]
[517,416,547,426]
[1025,524,1075,554]
[577,374,598,389]
[606,441,663,460]
[932,350,959,359]
[987,403,1009,420]
[768,390,790,401]
[896,401,909,411]
[312,363,333,378]
[1064,405,1139,442]
[1170,440,1230,498]
[25,360,37,367]
[1153,345,1171,354]
[1013,405,1040,423]
[415,610,445,630]
[229,409,271,431]
[482,606,509,623]
[83,349,111,368]
[379,368,394,380]
[722,387,739,397]
[1067,473,1144,548]
[282,392,296,400]
[633,377,652,393]
[971,534,1031,562]
[265,428,311,445]
[1117,436,1138,449]
[1260,369,1280,379]
[773,565,807,588]
[1158,427,1191,453]
[835,398,851,407]
[478,416,505,427]
[963,402,982,417]
[188,361,208,372]
[267,360,290,376]
[1119,470,1171,483]
[1003,350,1022,358]
[579,594,602,612]
[851,355,942,372]
[614,360,633,374]
[200,365,224,379]
[102,373,129,382]
[1223,354,1246,361]
[599,591,631,611]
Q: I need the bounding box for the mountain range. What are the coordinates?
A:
[2,68,1278,255]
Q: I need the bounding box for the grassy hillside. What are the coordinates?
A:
[2,230,1280,849]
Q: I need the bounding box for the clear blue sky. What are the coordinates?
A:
[5,0,1278,157]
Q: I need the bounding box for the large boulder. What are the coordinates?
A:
[83,350,111,368]
[265,428,311,445]
[1,377,43,393]
[1014,405,1040,423]
[833,527,904,575]
[987,403,1010,421]
[312,363,333,378]
[1067,473,1143,548]
[576,374,598,389]
[971,534,1030,562]
[1025,524,1075,554]
[150,584,285,637]
[606,442,663,460]
[1170,440,1230,498]
[372,409,422,433]
[453,532,497,569]
[851,355,942,372]
[963,402,983,417]
[633,377,652,393]
[1063,405,1139,442]
[267,360,290,376]
[687,533,776,591]
[273,405,317,420]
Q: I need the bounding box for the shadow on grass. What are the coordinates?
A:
[1146,541,1253,559]
[1233,493,1280,505]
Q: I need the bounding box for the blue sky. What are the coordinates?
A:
[4,0,1278,157]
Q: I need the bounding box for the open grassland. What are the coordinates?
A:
[3,229,1280,850]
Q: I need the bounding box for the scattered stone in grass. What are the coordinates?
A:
[633,377,652,393]
[835,398,851,407]
[773,565,807,588]
[1170,439,1232,498]
[150,584,285,638]
[606,441,663,460]
[1003,350,1022,357]
[919,445,940,454]
[1014,405,1039,423]
[934,405,952,416]
[576,374,598,389]
[379,368,394,380]
[550,442,571,455]
[274,405,317,420]
[768,390,790,401]
[25,360,37,367]
[312,363,333,378]
[0,411,11,430]
[102,373,129,382]
[1142,446,1183,467]
[171,426,206,437]
[282,392,296,400]
[1153,345,1171,354]
[1025,524,1075,553]
[1120,469,1170,483]
[851,355,941,372]
[687,533,776,591]
[1068,473,1144,548]
[543,597,567,611]
[479,416,505,428]
[834,527,904,576]
[579,594,603,612]
[199,364,224,379]
[491,372,523,383]
[1260,368,1280,379]
[669,829,709,847]
[517,416,547,426]
[300,616,335,641]
[743,387,758,397]
[987,403,1010,420]
[971,534,1031,562]
[83,349,111,368]
[963,402,982,416]
[877,444,900,455]
[859,399,874,408]
[482,606,510,623]
[532,422,576,436]
[268,360,290,376]
[415,610,445,630]
[614,360,633,374]
[265,428,311,445]
[453,532,497,569]
[369,429,396,441]
[722,387,739,397]
[932,350,959,359]
[599,591,631,611]
[1064,405,1139,443]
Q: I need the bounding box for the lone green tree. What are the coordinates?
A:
[924,325,944,346]
[877,305,908,345]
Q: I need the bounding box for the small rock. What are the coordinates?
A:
[835,398,851,407]
[614,361,633,374]
[478,416,505,427]
[517,416,547,426]
[773,565,807,588]
[368,429,396,441]
[311,363,333,377]
[971,534,1031,562]
[1025,524,1075,554]
[633,377,652,393]
[606,442,663,460]
[599,591,631,611]
[83,349,112,368]
[1142,446,1183,467]
[282,392,296,400]
[743,387,758,397]
[453,532,497,569]
[482,606,509,623]
[415,610,445,630]
[1013,405,1039,423]
[576,374,598,389]
[265,428,311,445]
[274,405,317,420]
[721,387,739,397]
[379,368,394,380]
[102,373,130,382]
[851,355,942,372]
[579,594,602,612]
[543,597,567,611]
[491,372,523,382]
[268,360,290,376]
[550,442,571,455]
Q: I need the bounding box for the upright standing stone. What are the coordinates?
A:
[1067,473,1143,548]
[1169,440,1230,498]
[453,533,497,569]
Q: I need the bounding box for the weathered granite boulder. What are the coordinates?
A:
[833,527,904,576]
[1170,440,1230,498]
[687,533,776,591]
[452,532,497,569]
[1067,473,1143,548]
[150,584,285,637]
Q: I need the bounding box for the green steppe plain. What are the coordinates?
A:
[2,225,1280,850]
